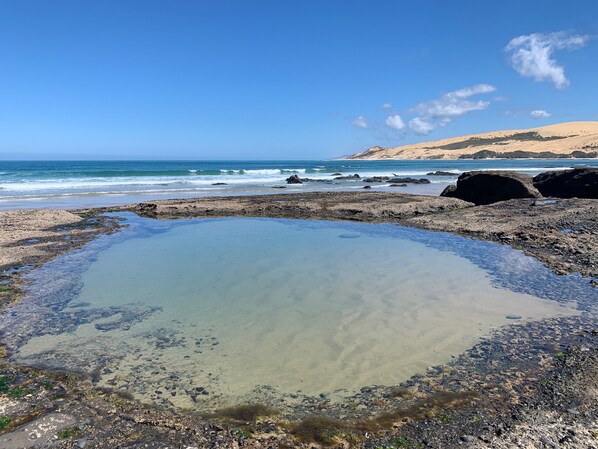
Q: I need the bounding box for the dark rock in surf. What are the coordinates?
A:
[334,174,361,180]
[286,175,303,184]
[388,177,431,184]
[363,176,390,183]
[426,171,458,176]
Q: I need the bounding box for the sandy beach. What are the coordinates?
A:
[0,191,596,448]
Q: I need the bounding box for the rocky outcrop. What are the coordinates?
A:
[426,171,458,176]
[533,168,598,199]
[286,175,303,184]
[389,177,430,184]
[441,171,542,205]
[363,177,431,184]
[334,174,360,180]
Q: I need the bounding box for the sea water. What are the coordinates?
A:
[1,159,597,210]
[1,215,593,410]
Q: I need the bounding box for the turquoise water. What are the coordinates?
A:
[1,159,597,209]
[1,215,592,410]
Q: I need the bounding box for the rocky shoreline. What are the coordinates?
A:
[0,190,596,448]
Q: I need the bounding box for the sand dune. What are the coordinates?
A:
[346,121,598,160]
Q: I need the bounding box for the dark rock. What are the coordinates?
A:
[441,184,457,197]
[389,184,407,187]
[363,176,390,183]
[286,175,303,184]
[363,185,372,189]
[331,172,342,176]
[388,177,431,184]
[440,171,541,205]
[426,171,458,176]
[334,174,360,180]
[211,182,227,185]
[136,202,157,213]
[272,186,287,189]
[506,315,522,320]
[533,168,598,198]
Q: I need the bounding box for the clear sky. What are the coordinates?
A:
[1,0,597,160]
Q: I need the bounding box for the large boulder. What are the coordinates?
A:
[440,171,541,205]
[533,168,598,198]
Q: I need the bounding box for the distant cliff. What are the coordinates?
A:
[345,122,598,160]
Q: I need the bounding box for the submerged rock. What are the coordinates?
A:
[533,168,598,199]
[441,171,541,205]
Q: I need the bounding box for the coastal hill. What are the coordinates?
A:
[345,121,598,160]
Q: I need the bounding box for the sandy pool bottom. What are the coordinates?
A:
[8,217,580,409]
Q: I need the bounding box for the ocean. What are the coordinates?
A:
[1,159,597,210]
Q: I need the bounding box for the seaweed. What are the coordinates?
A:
[205,403,277,422]
[289,390,478,445]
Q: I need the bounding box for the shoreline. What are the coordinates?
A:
[0,192,596,448]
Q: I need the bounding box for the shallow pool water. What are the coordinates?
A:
[1,214,593,410]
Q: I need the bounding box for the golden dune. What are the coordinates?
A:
[346,121,598,160]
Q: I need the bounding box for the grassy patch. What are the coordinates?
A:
[7,387,32,400]
[58,427,81,439]
[0,415,11,430]
[41,380,55,390]
[235,428,252,438]
[394,436,414,447]
[0,375,12,394]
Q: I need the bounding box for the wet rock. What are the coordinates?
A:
[286,175,303,184]
[211,182,227,186]
[334,174,361,180]
[427,171,458,176]
[388,177,431,184]
[533,168,598,198]
[136,203,158,213]
[441,171,541,205]
[389,183,407,187]
[363,176,390,183]
[331,172,342,176]
[363,185,372,189]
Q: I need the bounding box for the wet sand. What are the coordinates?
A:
[0,191,596,448]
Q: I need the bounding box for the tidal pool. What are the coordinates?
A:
[1,215,591,410]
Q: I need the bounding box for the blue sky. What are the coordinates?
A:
[0,0,597,160]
